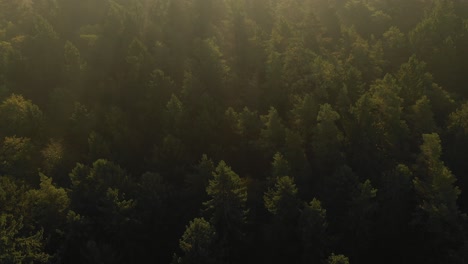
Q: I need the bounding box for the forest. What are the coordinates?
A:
[1,0,468,263]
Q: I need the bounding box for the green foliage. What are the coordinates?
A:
[351,180,378,215]
[0,176,50,262]
[0,214,50,263]
[414,133,461,217]
[448,102,468,135]
[69,159,130,218]
[165,94,184,133]
[262,174,301,263]
[382,26,407,72]
[0,136,33,176]
[291,93,319,139]
[313,103,344,171]
[184,38,232,103]
[408,96,437,136]
[327,253,350,264]
[0,176,26,215]
[264,176,299,219]
[409,0,463,71]
[0,94,43,139]
[413,133,466,263]
[26,174,70,229]
[0,41,14,96]
[32,15,59,41]
[236,107,261,140]
[396,56,432,106]
[300,198,328,263]
[341,27,384,83]
[0,0,468,263]
[178,218,216,264]
[126,38,151,79]
[205,161,248,229]
[283,129,306,175]
[382,26,405,51]
[281,41,316,95]
[204,160,247,262]
[186,154,215,195]
[63,41,86,82]
[346,179,378,253]
[271,152,291,178]
[41,139,64,174]
[350,74,409,175]
[259,107,286,155]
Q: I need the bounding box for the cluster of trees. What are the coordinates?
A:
[1,0,468,263]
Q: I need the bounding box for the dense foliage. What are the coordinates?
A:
[1,0,468,263]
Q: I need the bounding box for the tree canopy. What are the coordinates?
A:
[1,0,468,263]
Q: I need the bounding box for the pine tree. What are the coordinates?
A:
[300,198,328,263]
[177,218,216,264]
[412,133,466,263]
[204,161,247,262]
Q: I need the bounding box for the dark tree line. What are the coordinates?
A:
[1,0,468,263]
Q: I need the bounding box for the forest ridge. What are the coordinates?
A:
[1,0,468,263]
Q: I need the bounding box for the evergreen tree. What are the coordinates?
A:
[0,94,43,139]
[412,133,466,263]
[204,161,247,262]
[0,214,50,263]
[176,218,216,264]
[0,176,50,263]
[312,103,344,173]
[350,74,409,178]
[259,107,286,157]
[263,175,301,263]
[326,253,350,264]
[300,198,328,263]
[345,179,378,260]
